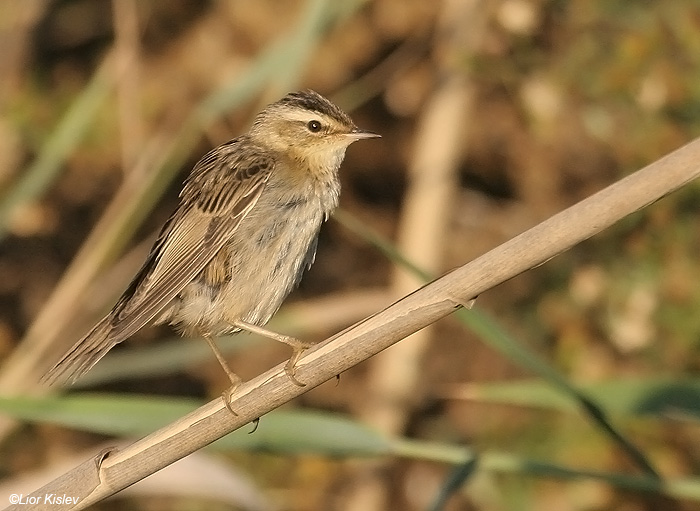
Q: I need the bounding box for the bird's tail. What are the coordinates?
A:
[42,316,117,385]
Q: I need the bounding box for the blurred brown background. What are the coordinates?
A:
[2,0,700,510]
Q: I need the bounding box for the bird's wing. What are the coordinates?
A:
[108,139,275,342]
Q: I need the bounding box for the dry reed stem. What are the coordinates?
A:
[7,126,700,511]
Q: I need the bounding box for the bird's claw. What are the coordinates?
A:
[221,379,241,416]
[284,347,308,387]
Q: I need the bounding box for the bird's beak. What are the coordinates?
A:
[346,128,381,140]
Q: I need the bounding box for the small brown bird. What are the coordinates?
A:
[44,90,379,389]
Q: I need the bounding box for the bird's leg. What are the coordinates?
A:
[201,332,241,415]
[231,320,314,387]
[202,332,241,386]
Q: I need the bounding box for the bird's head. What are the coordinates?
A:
[250,90,379,171]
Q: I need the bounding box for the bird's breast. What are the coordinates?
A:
[171,173,337,335]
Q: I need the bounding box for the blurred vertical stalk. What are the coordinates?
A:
[345,1,492,511]
[112,0,143,173]
[0,0,48,102]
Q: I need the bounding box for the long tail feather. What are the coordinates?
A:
[42,316,117,385]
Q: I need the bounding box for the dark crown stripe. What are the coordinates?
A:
[277,90,352,126]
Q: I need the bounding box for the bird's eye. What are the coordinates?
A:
[307,120,322,133]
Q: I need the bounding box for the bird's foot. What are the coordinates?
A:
[282,338,315,387]
[221,375,242,416]
[231,320,315,387]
